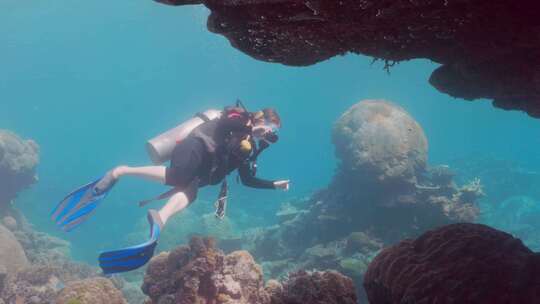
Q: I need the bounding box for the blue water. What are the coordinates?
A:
[2,1,540,264]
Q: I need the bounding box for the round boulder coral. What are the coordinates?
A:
[332,100,427,187]
[363,223,540,304]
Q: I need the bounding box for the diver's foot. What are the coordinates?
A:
[93,169,118,195]
[147,209,164,231]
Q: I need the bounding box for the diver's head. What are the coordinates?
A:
[251,108,281,142]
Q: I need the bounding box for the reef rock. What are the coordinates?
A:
[55,277,127,304]
[1,264,92,304]
[154,0,540,117]
[142,236,270,304]
[269,270,358,304]
[332,100,428,190]
[363,223,540,304]
[13,228,71,266]
[0,130,39,212]
[142,236,359,304]
[0,224,28,274]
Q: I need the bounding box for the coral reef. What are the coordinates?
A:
[0,224,28,275]
[0,130,39,214]
[0,229,100,304]
[244,101,480,250]
[142,236,270,304]
[1,262,96,304]
[225,100,483,302]
[0,213,97,303]
[154,0,540,117]
[452,155,540,204]
[55,277,127,304]
[269,270,357,304]
[363,223,540,304]
[8,211,72,265]
[142,236,359,304]
[451,155,540,250]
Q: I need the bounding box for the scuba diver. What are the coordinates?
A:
[51,102,289,274]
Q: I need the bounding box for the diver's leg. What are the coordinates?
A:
[157,191,189,225]
[113,165,166,184]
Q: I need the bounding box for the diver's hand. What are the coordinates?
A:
[274,180,290,191]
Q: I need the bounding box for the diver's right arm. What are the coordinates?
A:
[238,162,275,189]
[238,162,289,191]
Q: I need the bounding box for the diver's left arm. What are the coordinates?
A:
[238,162,289,190]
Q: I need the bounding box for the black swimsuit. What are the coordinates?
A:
[165,117,275,203]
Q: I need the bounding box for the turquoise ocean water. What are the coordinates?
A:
[2,1,540,264]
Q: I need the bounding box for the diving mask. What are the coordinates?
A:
[252,122,279,142]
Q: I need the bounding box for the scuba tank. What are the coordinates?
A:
[146,109,222,164]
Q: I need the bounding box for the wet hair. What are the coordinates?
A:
[256,108,281,128]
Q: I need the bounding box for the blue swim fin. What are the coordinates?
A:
[51,174,115,232]
[98,210,162,275]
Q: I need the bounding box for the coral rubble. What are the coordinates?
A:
[154,0,540,117]
[363,223,540,304]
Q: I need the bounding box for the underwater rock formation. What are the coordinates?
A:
[332,99,428,189]
[363,223,540,304]
[233,100,482,302]
[8,212,72,265]
[0,130,39,213]
[154,0,540,117]
[327,100,480,239]
[142,236,270,304]
[0,224,28,275]
[0,211,98,303]
[268,270,357,304]
[142,236,359,304]
[251,100,480,247]
[55,277,127,304]
[451,155,540,250]
[1,262,96,304]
